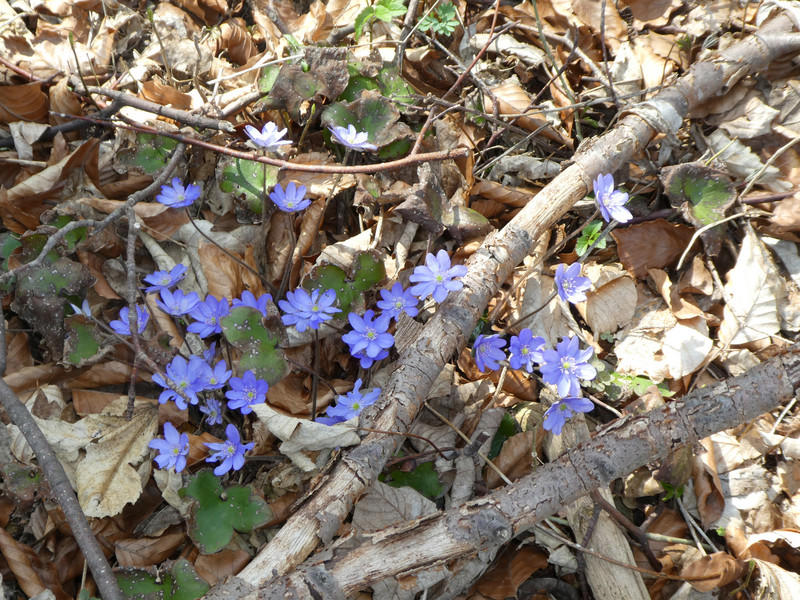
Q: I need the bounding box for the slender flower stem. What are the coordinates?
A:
[311,329,320,421]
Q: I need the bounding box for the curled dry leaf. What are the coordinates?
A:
[648,268,706,320]
[140,79,193,110]
[197,239,244,301]
[216,19,257,65]
[680,552,745,592]
[485,430,535,488]
[115,530,186,568]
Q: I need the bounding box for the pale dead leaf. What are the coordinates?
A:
[719,227,782,345]
[648,268,705,320]
[751,558,800,599]
[252,402,361,471]
[485,83,572,148]
[486,430,534,488]
[197,239,244,301]
[351,480,437,533]
[705,130,790,192]
[115,530,186,567]
[615,296,713,381]
[576,264,637,336]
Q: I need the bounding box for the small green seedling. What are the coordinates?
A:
[355,0,407,39]
[660,481,684,501]
[575,220,606,256]
[419,2,459,36]
[180,471,272,555]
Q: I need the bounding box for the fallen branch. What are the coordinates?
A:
[0,318,124,600]
[216,12,800,591]
[248,343,800,598]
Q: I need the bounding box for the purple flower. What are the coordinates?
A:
[200,398,223,426]
[352,348,389,369]
[325,379,381,423]
[225,370,269,414]
[155,178,201,208]
[203,342,217,363]
[142,264,187,293]
[593,173,632,224]
[279,288,341,332]
[232,291,272,317]
[539,336,597,398]
[149,422,189,473]
[342,310,394,359]
[543,396,594,435]
[244,122,292,151]
[109,305,149,336]
[205,424,254,476]
[328,124,377,151]
[69,299,92,317]
[554,263,591,304]
[269,182,311,212]
[409,250,468,303]
[508,329,545,373]
[187,296,230,338]
[377,282,419,320]
[152,355,206,410]
[199,359,232,390]
[156,288,200,316]
[473,334,506,372]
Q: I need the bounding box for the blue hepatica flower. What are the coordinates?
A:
[543,396,595,435]
[321,379,381,425]
[376,282,419,320]
[328,124,378,151]
[540,336,597,398]
[232,291,272,317]
[187,296,230,338]
[279,288,341,332]
[148,422,189,473]
[554,263,591,304]
[199,359,232,390]
[155,178,201,208]
[142,264,187,293]
[200,398,223,426]
[593,173,632,224]
[225,370,269,415]
[152,354,206,410]
[508,328,545,373]
[270,182,312,213]
[409,250,468,303]
[352,348,389,369]
[109,305,149,336]
[205,424,254,476]
[473,334,506,372]
[156,288,200,317]
[342,310,394,359]
[244,122,292,151]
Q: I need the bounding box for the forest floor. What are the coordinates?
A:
[1,0,800,599]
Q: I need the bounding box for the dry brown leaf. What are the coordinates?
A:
[217,19,258,65]
[680,552,745,592]
[0,526,67,600]
[579,274,637,336]
[474,545,548,599]
[0,83,48,123]
[648,268,705,320]
[265,210,295,285]
[485,430,535,488]
[611,219,698,279]
[72,389,125,415]
[173,0,227,24]
[198,239,244,301]
[471,179,536,208]
[266,373,312,415]
[625,0,682,25]
[485,83,573,148]
[115,530,186,567]
[195,548,251,585]
[693,438,726,530]
[5,328,33,374]
[140,79,193,110]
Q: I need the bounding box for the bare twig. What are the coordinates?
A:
[0,318,124,600]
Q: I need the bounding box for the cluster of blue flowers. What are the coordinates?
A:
[134,144,631,476]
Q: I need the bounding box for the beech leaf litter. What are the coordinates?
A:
[1,0,800,599]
